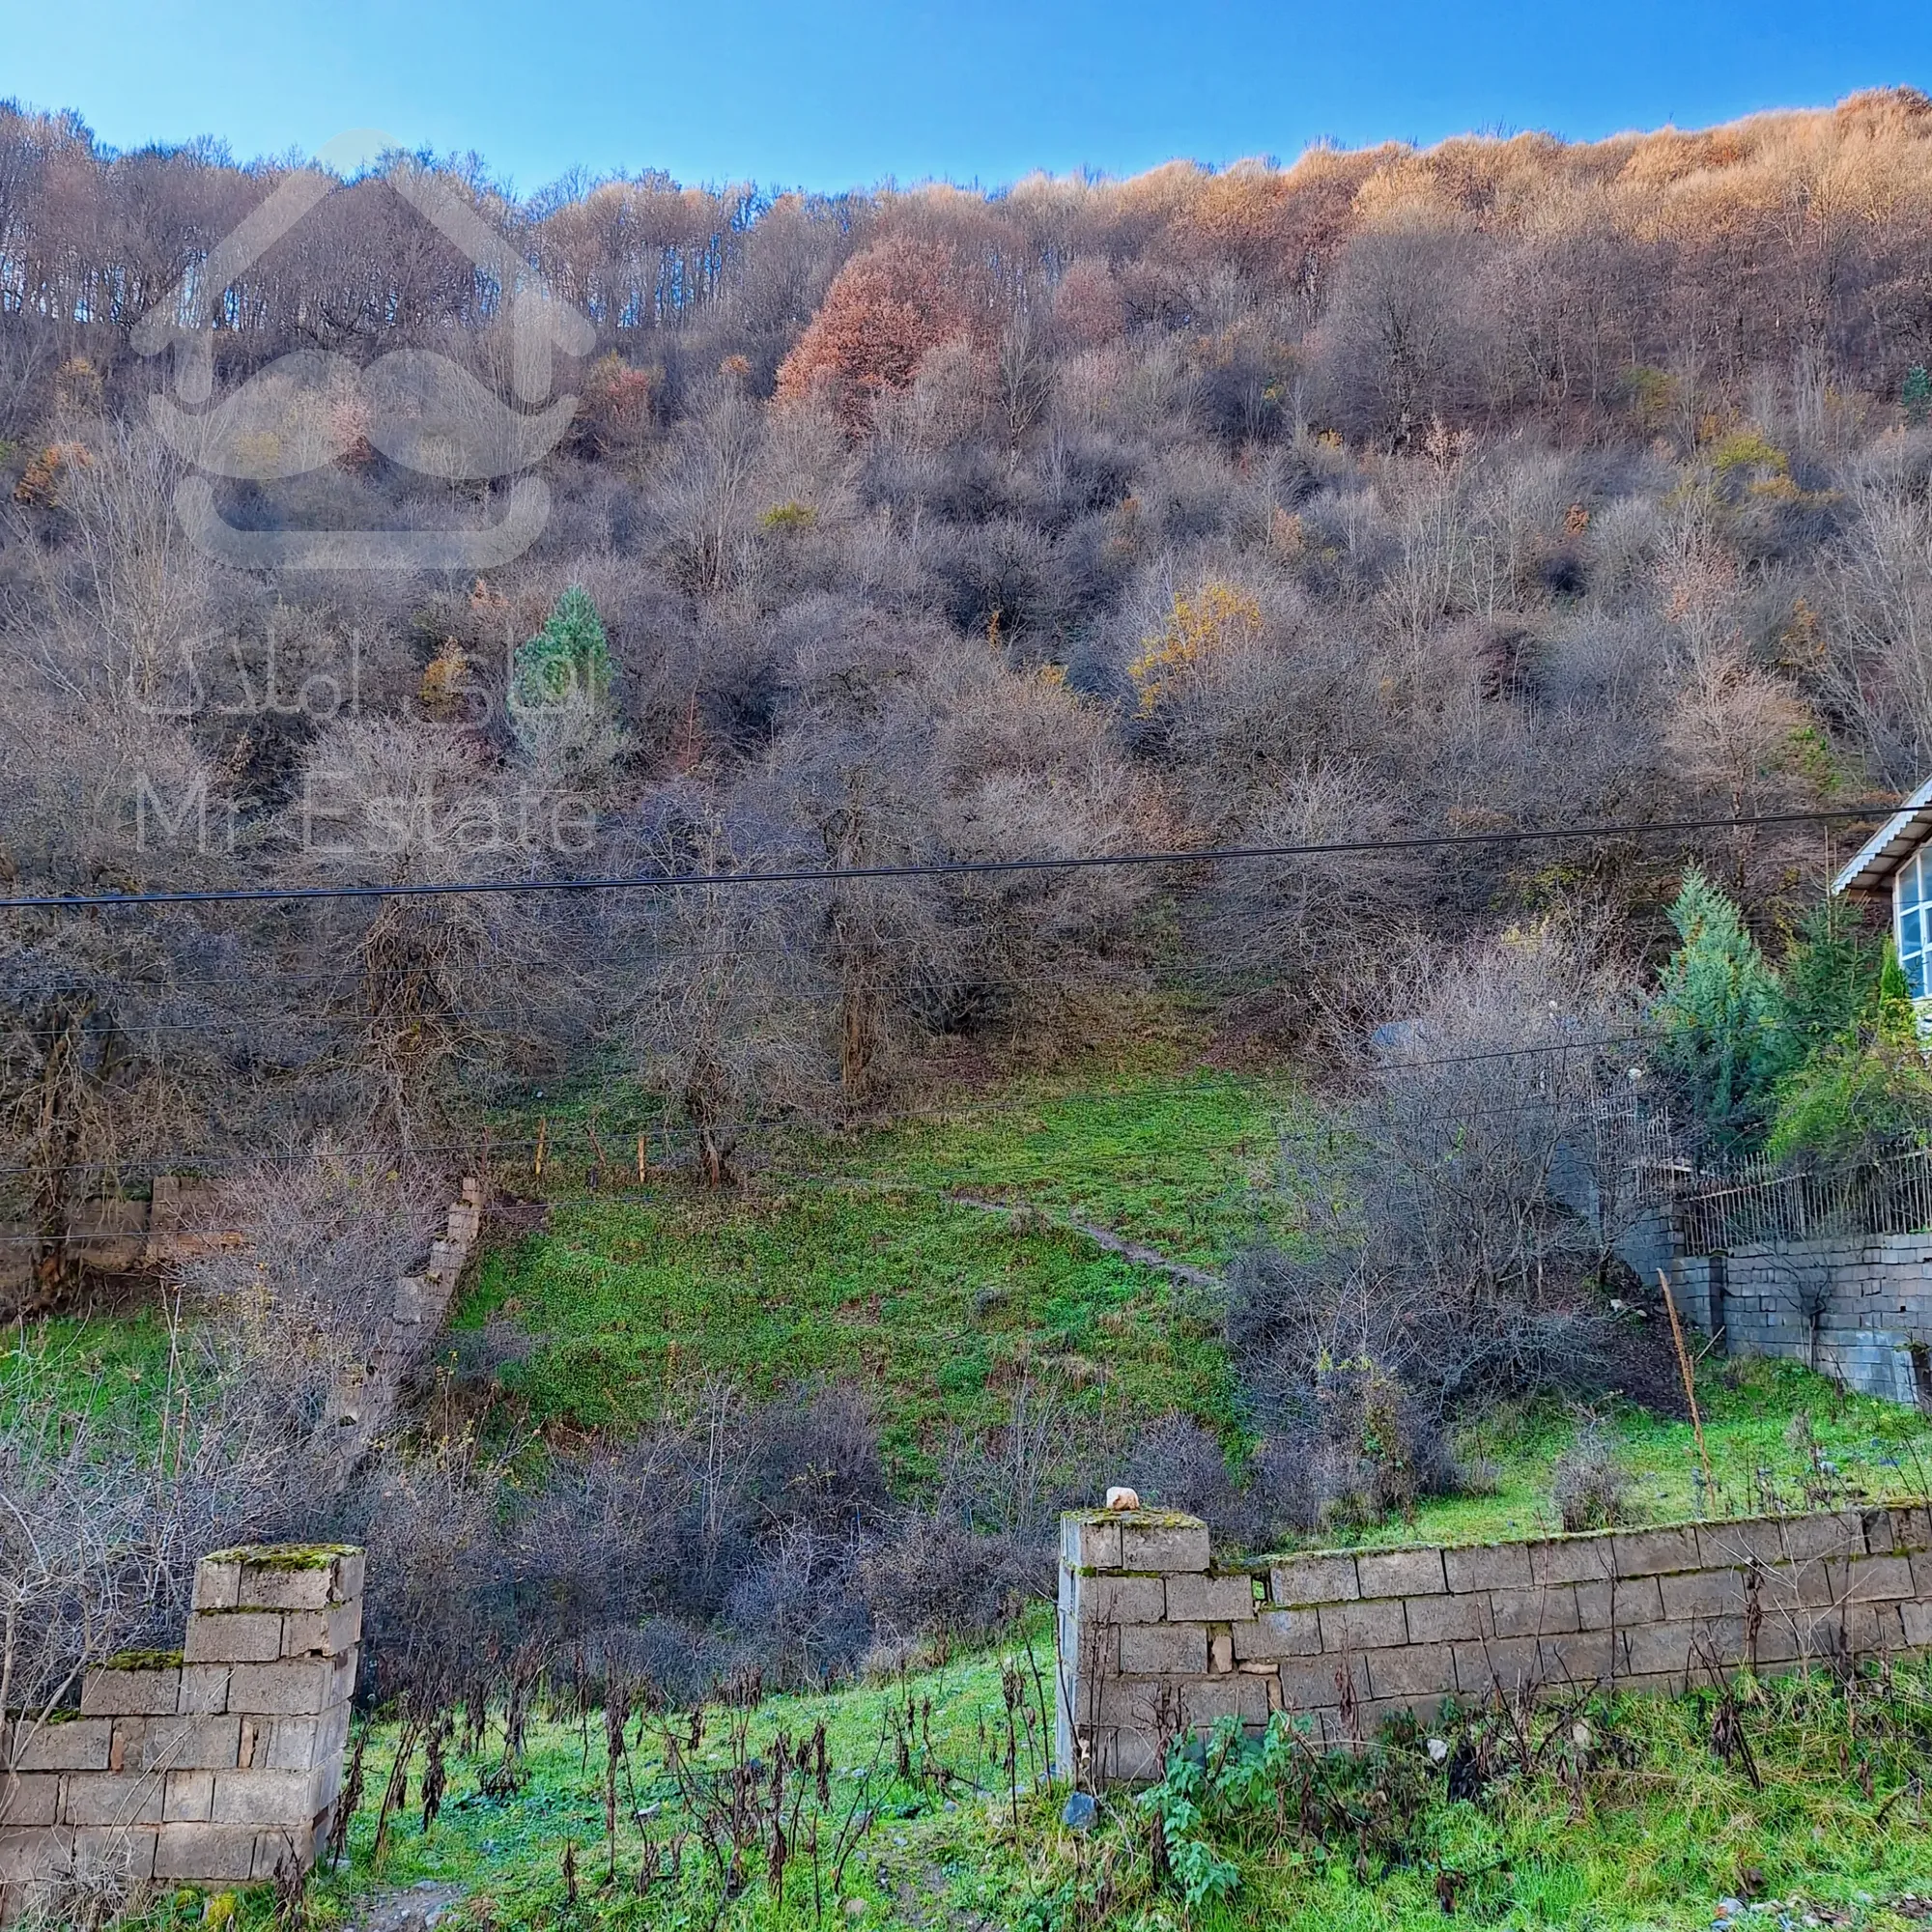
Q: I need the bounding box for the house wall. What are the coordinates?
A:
[1672,1234,1932,1405]
[1056,1505,1932,1783]
[0,1546,363,1918]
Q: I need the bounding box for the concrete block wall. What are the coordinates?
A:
[1674,1234,1932,1404]
[320,1180,481,1469]
[0,1180,236,1308]
[0,1545,363,1917]
[1056,1506,1932,1782]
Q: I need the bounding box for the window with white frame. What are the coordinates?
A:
[1898,847,1932,1000]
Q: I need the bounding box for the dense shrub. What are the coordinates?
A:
[343,1382,1075,1708]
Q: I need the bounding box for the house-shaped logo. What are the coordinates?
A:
[131,131,595,570]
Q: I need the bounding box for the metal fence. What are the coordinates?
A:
[1676,1146,1932,1256]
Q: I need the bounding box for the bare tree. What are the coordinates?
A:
[622,805,829,1182]
[0,946,188,1301]
[1236,919,1649,1437]
[184,1144,445,1453]
[289,717,567,1153]
[1312,219,1490,449]
[43,421,213,707]
[1823,448,1932,781]
[652,376,765,597]
[1351,920,1649,1312]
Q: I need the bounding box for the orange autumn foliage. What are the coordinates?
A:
[578,352,657,456]
[774,233,994,432]
[1129,582,1264,715]
[13,440,89,507]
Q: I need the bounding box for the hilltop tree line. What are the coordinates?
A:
[5,89,1932,1238]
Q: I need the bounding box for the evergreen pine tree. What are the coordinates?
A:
[1904,364,1932,428]
[1654,867,1791,1150]
[1776,896,1887,1061]
[512,585,613,713]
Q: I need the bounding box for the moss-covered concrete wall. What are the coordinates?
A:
[1056,1505,1932,1781]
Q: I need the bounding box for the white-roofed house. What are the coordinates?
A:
[1833,774,1932,1007]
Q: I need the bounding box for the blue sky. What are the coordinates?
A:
[2,0,1927,195]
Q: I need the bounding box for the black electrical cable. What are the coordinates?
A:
[0,803,1895,914]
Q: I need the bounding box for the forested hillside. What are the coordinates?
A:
[7,88,1932,1761]
[5,89,1932,1186]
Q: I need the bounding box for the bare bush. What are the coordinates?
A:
[1120,1413,1260,1545]
[182,1144,444,1445]
[1551,1421,1636,1532]
[1234,921,1649,1511]
[15,1837,146,1932]
[0,1320,305,1753]
[1312,220,1492,448]
[1347,919,1650,1311]
[1823,445,1932,781]
[42,420,212,704]
[620,802,831,1180]
[351,1379,1040,1708]
[1250,1360,1459,1536]
[857,1514,1041,1661]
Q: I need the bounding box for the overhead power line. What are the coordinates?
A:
[1370,1030,1653,1072]
[0,804,1894,915]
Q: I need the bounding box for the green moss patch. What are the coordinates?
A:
[204,1543,360,1570]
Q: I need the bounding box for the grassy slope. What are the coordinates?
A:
[17,1052,1932,1525]
[1339,1358,1932,1554]
[0,1307,182,1439]
[278,1635,1932,1932]
[454,1062,1293,1480]
[456,1046,1932,1529]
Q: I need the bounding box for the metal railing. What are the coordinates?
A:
[1676,1145,1932,1256]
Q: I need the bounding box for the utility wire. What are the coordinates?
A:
[1367,1030,1653,1071]
[0,803,1894,914]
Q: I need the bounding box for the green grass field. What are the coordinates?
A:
[452,1062,1295,1480]
[450,1047,1932,1536]
[459,1190,1239,1479]
[0,1305,185,1441]
[832,1064,1300,1264]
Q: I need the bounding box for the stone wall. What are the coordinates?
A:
[0,1173,481,1325]
[1673,1234,1932,1405]
[320,1179,482,1473]
[1056,1505,1932,1782]
[0,1179,238,1311]
[0,1545,363,1918]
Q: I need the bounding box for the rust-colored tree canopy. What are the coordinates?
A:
[774,233,995,430]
